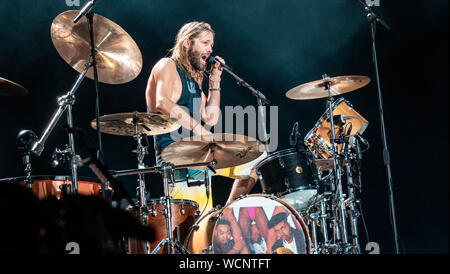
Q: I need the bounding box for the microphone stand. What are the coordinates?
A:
[81,2,108,199]
[358,0,399,254]
[218,65,271,152]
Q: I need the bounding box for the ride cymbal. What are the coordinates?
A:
[286,75,370,100]
[51,10,143,84]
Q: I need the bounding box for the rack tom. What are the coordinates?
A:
[255,148,319,211]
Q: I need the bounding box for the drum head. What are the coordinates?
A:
[280,189,318,212]
[212,194,310,254]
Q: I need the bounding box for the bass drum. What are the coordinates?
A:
[0,175,106,199]
[185,194,310,254]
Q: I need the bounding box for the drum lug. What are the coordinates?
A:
[148,204,157,216]
[191,224,200,231]
[278,156,285,168]
[210,215,219,222]
[256,171,262,180]
[238,194,248,200]
[284,178,290,188]
[202,245,213,254]
[181,206,185,215]
[58,184,71,196]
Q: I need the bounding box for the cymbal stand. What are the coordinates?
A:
[337,127,362,254]
[322,74,350,252]
[307,209,320,254]
[131,118,151,254]
[343,151,362,254]
[150,162,183,254]
[16,130,39,190]
[30,62,92,195]
[153,144,217,254]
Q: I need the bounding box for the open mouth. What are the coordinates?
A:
[201,54,208,64]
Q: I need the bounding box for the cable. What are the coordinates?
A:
[359,200,371,244]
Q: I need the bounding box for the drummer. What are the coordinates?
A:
[146,21,257,211]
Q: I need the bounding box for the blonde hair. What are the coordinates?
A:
[169,21,214,81]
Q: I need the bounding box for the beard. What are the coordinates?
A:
[187,46,206,72]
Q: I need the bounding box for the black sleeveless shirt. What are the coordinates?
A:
[153,61,203,165]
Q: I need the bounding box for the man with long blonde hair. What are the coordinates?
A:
[146,21,224,212]
[146,21,259,216]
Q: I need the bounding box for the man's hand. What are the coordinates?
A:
[249,165,259,183]
[193,124,212,136]
[209,56,225,84]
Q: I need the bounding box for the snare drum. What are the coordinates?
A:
[304,97,369,159]
[0,175,105,200]
[255,148,320,211]
[127,198,199,254]
[184,194,310,254]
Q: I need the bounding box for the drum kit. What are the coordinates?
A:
[0,7,373,255]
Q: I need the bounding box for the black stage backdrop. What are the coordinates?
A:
[0,0,448,254]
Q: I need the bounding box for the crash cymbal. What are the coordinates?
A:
[161,133,265,170]
[91,112,180,136]
[51,10,143,84]
[0,77,29,97]
[286,75,370,100]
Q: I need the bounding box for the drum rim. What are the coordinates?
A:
[146,198,199,208]
[192,193,311,254]
[282,185,318,194]
[255,148,298,169]
[0,174,100,183]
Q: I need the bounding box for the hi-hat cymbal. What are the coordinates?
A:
[91,112,181,136]
[286,75,371,100]
[51,10,143,84]
[0,77,29,97]
[161,133,265,170]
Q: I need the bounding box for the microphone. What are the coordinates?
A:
[73,0,96,24]
[208,56,232,71]
[289,122,299,146]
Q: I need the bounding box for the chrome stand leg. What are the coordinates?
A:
[345,162,361,254]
